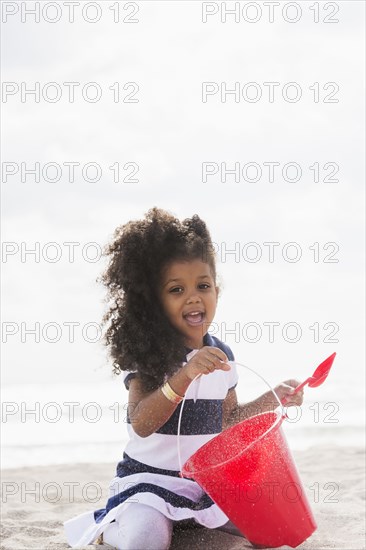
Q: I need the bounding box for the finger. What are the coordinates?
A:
[287,394,303,406]
[203,355,218,369]
[220,362,231,371]
[204,364,215,374]
[283,383,303,397]
[197,355,216,370]
[203,360,230,374]
[284,379,302,389]
[212,356,231,371]
[200,354,226,371]
[207,347,229,363]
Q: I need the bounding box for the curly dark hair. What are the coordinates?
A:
[100,207,217,391]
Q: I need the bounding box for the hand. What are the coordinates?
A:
[274,379,304,407]
[184,346,231,381]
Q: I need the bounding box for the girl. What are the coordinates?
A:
[64,207,303,549]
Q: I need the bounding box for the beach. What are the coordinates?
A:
[1,445,364,550]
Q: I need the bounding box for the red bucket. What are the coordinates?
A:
[181,410,316,548]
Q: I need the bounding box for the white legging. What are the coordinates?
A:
[102,503,173,550]
[102,503,243,549]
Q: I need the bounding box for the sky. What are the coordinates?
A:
[1,1,365,419]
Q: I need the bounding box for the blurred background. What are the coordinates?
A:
[1,1,364,467]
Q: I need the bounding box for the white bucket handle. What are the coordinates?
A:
[177,360,284,475]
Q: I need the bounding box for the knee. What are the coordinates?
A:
[103,506,173,550]
[126,507,172,549]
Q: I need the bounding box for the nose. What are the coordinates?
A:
[186,291,202,304]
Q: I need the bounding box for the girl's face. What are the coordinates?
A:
[159,258,218,350]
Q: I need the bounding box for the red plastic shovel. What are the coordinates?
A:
[282,352,336,404]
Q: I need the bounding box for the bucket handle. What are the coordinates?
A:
[177,360,285,475]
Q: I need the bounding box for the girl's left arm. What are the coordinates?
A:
[222,380,304,430]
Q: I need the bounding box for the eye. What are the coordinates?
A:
[198,283,210,290]
[169,286,183,294]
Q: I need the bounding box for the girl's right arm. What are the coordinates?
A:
[127,346,231,438]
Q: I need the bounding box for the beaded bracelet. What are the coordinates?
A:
[161,382,184,404]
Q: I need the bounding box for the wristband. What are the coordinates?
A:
[161,382,184,404]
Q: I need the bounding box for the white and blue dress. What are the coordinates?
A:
[64,334,238,548]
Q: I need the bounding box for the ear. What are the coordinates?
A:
[215,285,219,301]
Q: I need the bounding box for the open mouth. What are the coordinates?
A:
[183,311,205,326]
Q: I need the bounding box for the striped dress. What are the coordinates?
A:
[64,333,238,548]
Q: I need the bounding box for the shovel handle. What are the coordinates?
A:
[280,378,310,405]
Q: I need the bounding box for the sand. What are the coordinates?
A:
[1,446,365,550]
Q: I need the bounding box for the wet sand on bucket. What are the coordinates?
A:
[1,446,364,549]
